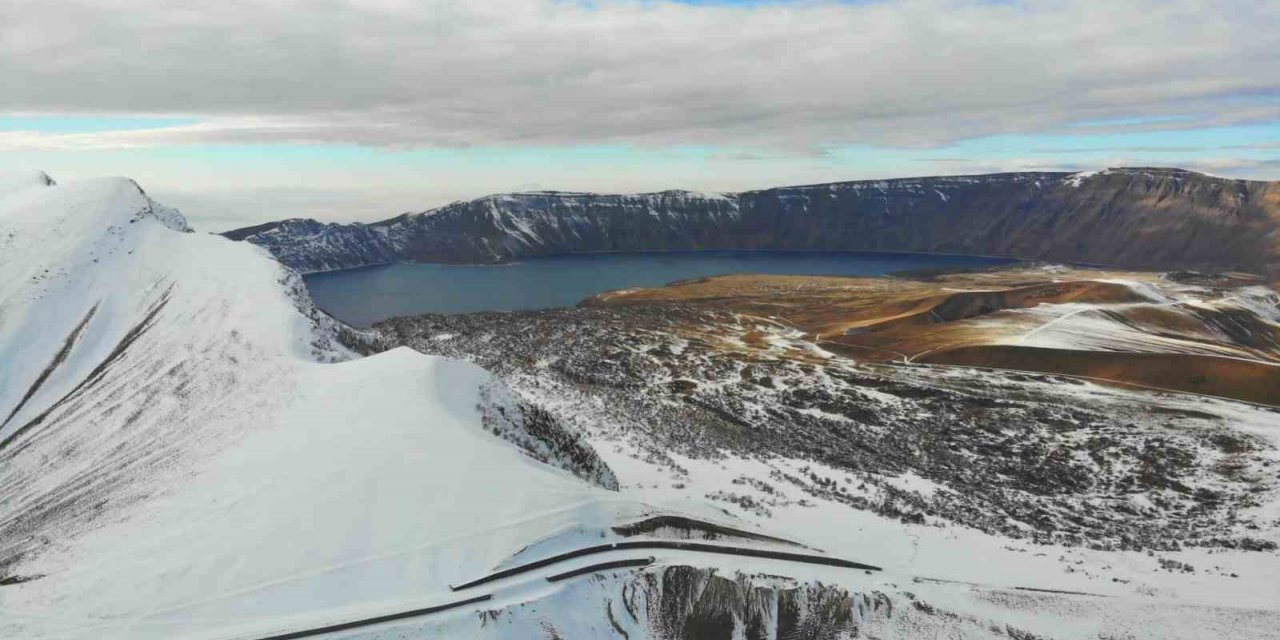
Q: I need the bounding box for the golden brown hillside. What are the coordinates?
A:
[590,268,1280,405]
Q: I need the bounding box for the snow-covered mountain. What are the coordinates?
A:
[0,173,875,639]
[227,168,1280,277]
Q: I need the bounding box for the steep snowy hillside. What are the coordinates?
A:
[228,168,1280,277]
[0,174,867,640]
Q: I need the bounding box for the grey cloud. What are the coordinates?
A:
[155,186,462,232]
[1028,146,1211,154]
[2,0,1279,151]
[1177,157,1280,175]
[1222,143,1280,150]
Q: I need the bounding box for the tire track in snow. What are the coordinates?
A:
[247,595,493,640]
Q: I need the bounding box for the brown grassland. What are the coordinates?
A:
[589,268,1280,406]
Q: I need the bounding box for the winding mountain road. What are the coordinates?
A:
[241,539,880,640]
[449,539,881,591]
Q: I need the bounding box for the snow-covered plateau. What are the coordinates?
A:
[2,173,1279,639]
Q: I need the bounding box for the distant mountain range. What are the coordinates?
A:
[225,168,1280,277]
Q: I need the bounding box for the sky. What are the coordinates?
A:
[2,0,1278,231]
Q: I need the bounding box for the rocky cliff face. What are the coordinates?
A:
[227,168,1280,276]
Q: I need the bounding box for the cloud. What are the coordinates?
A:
[1,0,1277,152]
[974,156,1280,180]
[915,157,977,163]
[154,186,442,232]
[1170,156,1280,176]
[1028,146,1211,154]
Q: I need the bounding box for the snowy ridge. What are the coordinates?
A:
[0,173,885,640]
[0,174,648,638]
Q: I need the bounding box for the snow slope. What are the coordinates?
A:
[0,174,656,639]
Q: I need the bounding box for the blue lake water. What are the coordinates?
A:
[304,251,1019,327]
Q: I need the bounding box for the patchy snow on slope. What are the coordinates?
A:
[993,277,1280,361]
[584,410,1280,639]
[378,297,1280,638]
[1064,169,1105,187]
